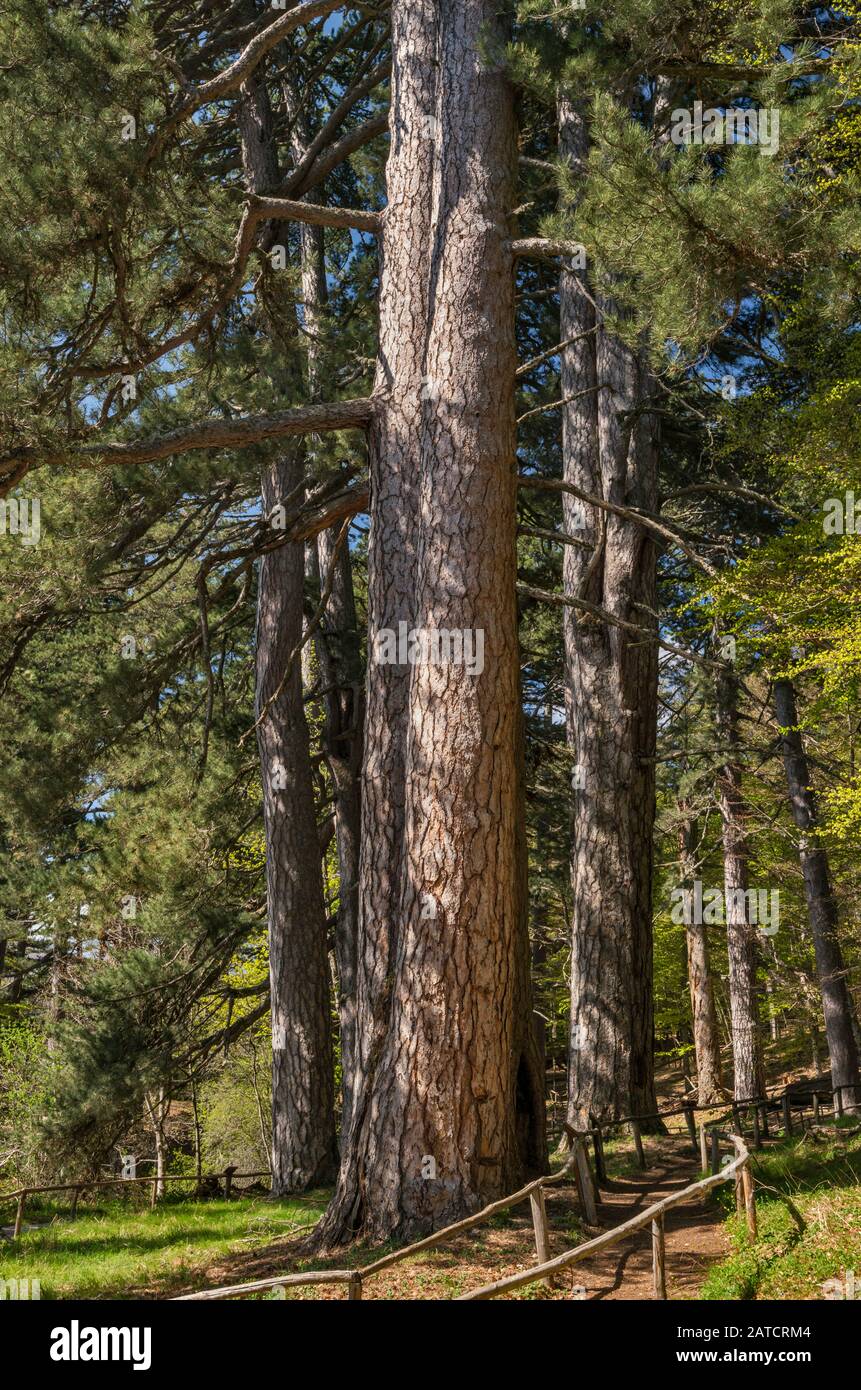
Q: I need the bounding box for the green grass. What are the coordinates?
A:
[701,1121,861,1300]
[0,1190,330,1300]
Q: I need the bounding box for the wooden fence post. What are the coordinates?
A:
[683,1106,698,1154]
[571,1135,599,1226]
[734,1165,745,1218]
[630,1119,646,1169]
[751,1106,761,1150]
[224,1165,237,1199]
[834,1086,844,1119]
[530,1185,551,1285]
[652,1214,667,1299]
[732,1103,742,1134]
[709,1129,720,1175]
[348,1273,363,1301]
[759,1103,769,1139]
[589,1116,607,1188]
[13,1190,27,1239]
[743,1160,757,1239]
[812,1093,820,1123]
[782,1093,793,1135]
[699,1124,708,1173]
[150,1178,158,1211]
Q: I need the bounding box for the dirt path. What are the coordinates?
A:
[549,1136,729,1300]
[173,1134,729,1300]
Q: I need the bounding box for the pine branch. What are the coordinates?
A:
[517,584,724,672]
[247,193,382,234]
[2,399,374,489]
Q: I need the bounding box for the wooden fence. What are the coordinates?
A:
[173,1074,856,1302]
[0,1167,270,1239]
[174,1130,756,1302]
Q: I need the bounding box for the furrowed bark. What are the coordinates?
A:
[559,99,659,1128]
[256,449,338,1190]
[315,0,439,1245]
[317,0,546,1248]
[774,679,860,1112]
[242,69,337,1191]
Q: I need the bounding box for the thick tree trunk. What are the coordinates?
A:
[715,660,765,1101]
[679,813,724,1104]
[559,99,659,1128]
[317,0,545,1247]
[774,678,860,1111]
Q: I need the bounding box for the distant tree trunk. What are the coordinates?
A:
[314,524,363,1136]
[774,678,860,1112]
[240,68,338,1191]
[293,200,363,1137]
[145,1089,169,1199]
[559,97,659,1128]
[714,658,765,1101]
[679,813,724,1104]
[249,1041,273,1175]
[317,0,546,1247]
[256,451,338,1191]
[189,1071,203,1192]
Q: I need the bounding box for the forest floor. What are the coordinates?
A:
[5,1050,857,1300]
[183,1129,729,1300]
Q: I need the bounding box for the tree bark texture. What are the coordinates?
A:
[679,812,724,1104]
[242,71,338,1191]
[774,678,860,1110]
[559,98,659,1128]
[318,0,546,1247]
[714,659,765,1101]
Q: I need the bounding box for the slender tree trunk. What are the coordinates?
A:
[291,198,363,1136]
[240,66,338,1192]
[256,450,338,1190]
[250,1042,273,1175]
[774,678,860,1111]
[559,98,659,1127]
[145,1089,168,1199]
[317,0,546,1247]
[679,813,724,1103]
[314,525,363,1136]
[190,1071,203,1193]
[715,660,765,1101]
